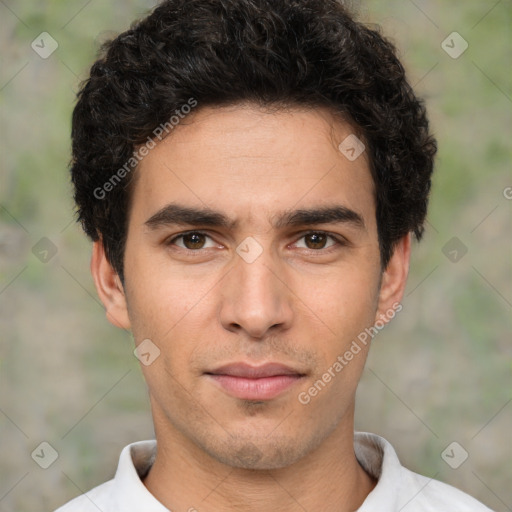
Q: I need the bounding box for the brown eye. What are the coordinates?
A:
[304,232,328,249]
[169,232,216,250]
[181,233,206,249]
[294,232,339,251]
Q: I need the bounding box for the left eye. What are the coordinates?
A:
[293,232,338,250]
[167,231,339,251]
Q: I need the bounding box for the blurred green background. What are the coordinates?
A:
[0,1,510,510]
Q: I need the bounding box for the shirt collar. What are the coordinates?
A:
[354,432,401,511]
[110,440,168,511]
[108,432,399,510]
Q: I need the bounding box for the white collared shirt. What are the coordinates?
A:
[55,432,493,511]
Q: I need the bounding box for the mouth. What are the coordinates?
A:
[205,363,307,401]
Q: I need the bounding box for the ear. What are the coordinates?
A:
[375,233,411,324]
[90,240,131,330]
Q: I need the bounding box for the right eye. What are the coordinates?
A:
[166,231,219,251]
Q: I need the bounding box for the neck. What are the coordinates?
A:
[143,404,376,511]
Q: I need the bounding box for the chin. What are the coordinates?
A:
[202,435,313,471]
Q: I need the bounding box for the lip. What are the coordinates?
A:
[205,363,306,400]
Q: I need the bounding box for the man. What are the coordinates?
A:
[56,0,493,510]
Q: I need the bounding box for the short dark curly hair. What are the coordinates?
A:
[71,0,437,282]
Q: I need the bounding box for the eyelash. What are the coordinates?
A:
[165,230,346,254]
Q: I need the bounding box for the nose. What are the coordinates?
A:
[219,245,294,339]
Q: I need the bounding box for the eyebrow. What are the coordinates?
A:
[144,203,365,231]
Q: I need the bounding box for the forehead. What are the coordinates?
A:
[130,104,375,231]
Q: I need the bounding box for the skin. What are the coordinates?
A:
[91,103,410,511]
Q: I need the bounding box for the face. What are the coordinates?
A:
[92,104,409,470]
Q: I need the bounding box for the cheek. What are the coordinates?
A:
[123,252,221,368]
[296,263,380,338]
[297,275,376,407]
